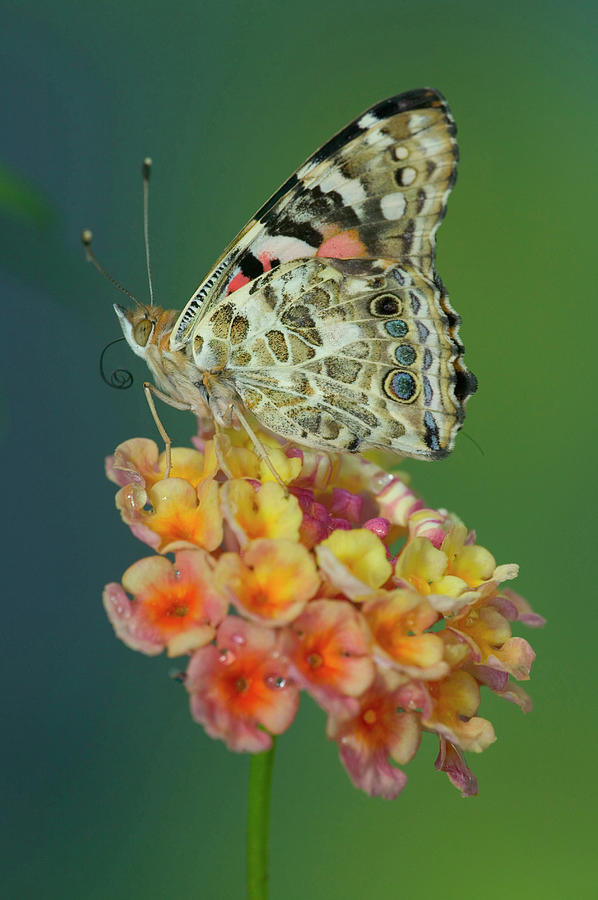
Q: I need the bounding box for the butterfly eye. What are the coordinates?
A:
[134,318,154,346]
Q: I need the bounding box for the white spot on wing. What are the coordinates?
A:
[358,112,379,129]
[317,169,366,206]
[409,113,431,130]
[417,134,446,156]
[393,145,409,160]
[364,131,393,148]
[401,167,417,186]
[380,192,407,220]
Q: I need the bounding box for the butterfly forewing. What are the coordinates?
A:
[171,88,457,349]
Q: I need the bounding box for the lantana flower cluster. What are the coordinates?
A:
[104,422,544,799]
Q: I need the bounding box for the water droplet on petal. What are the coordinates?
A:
[230,632,246,646]
[265,674,287,690]
[219,649,236,665]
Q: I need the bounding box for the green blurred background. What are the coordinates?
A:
[2,1,596,897]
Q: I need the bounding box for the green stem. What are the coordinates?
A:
[247,738,276,900]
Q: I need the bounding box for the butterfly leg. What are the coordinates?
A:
[143,382,191,478]
[209,424,236,480]
[232,402,286,489]
[202,371,286,488]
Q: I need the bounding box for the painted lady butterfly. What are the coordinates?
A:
[106,88,477,468]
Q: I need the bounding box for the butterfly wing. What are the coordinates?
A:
[170,87,457,350]
[192,256,476,459]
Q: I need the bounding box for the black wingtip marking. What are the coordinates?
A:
[372,88,448,119]
[444,307,461,329]
[455,368,478,402]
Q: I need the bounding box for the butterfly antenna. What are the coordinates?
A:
[142,157,156,306]
[81,229,147,311]
[460,430,485,457]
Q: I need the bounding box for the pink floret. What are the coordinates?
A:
[186,618,300,753]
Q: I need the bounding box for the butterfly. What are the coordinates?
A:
[94,87,477,472]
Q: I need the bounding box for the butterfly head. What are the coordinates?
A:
[114,304,177,360]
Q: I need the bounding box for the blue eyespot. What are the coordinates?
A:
[390,371,416,400]
[394,344,416,366]
[385,319,408,338]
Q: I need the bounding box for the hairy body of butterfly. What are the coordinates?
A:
[116,87,477,459]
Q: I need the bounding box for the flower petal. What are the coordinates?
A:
[394,538,448,594]
[486,637,536,680]
[158,447,209,486]
[316,529,392,600]
[435,738,478,797]
[147,478,223,553]
[363,591,447,680]
[424,670,497,752]
[494,589,546,627]
[259,449,302,484]
[495,681,533,712]
[449,544,496,587]
[102,582,164,655]
[106,438,161,487]
[221,479,302,547]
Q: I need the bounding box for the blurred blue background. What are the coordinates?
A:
[2,1,596,897]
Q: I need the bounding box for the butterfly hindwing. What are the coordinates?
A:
[170,87,457,350]
[191,256,475,459]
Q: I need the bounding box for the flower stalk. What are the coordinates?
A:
[247,740,276,900]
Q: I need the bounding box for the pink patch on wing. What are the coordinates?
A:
[226,272,251,294]
[257,252,274,271]
[317,229,367,259]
